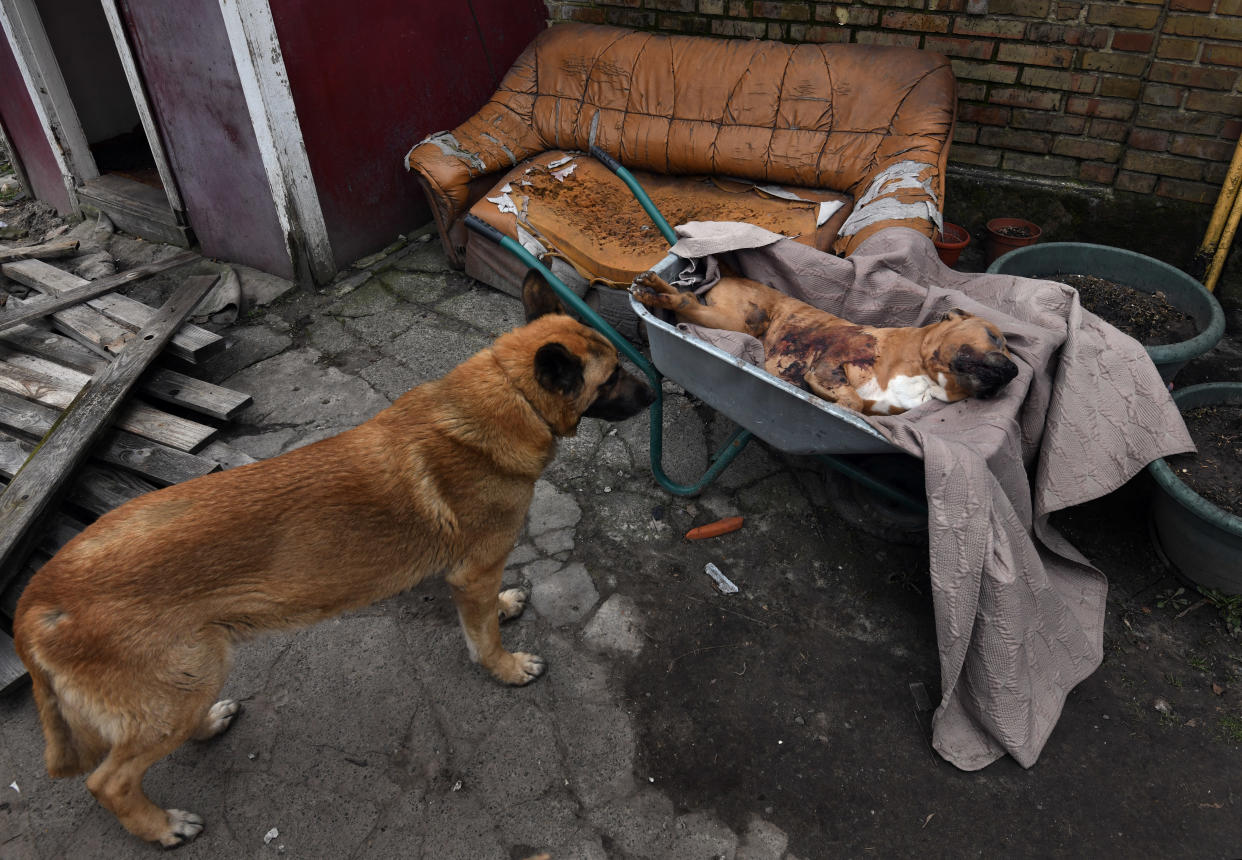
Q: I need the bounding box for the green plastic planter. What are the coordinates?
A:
[1147,383,1242,595]
[987,242,1226,383]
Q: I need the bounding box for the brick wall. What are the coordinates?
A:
[543,0,1242,207]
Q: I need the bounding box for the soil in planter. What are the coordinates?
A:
[995,224,1034,238]
[1165,404,1242,518]
[1046,273,1199,346]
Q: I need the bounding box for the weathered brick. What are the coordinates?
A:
[1222,0,1242,14]
[662,13,712,31]
[1123,150,1204,180]
[991,0,1051,14]
[1170,135,1237,161]
[1224,119,1242,138]
[648,0,696,11]
[1080,51,1148,75]
[997,43,1075,67]
[856,30,921,46]
[860,0,929,6]
[1022,68,1098,93]
[711,17,766,36]
[927,0,967,10]
[1203,44,1242,68]
[597,0,643,7]
[562,6,608,22]
[1002,151,1079,177]
[752,1,810,20]
[1099,76,1142,98]
[990,87,1062,109]
[980,127,1052,152]
[1170,0,1212,11]
[1089,118,1129,140]
[728,0,749,15]
[1186,91,1242,114]
[606,8,658,27]
[1115,170,1157,193]
[953,123,979,144]
[1164,14,1242,40]
[953,18,1027,38]
[1079,162,1119,184]
[957,81,988,100]
[1206,161,1232,184]
[1136,105,1223,134]
[1087,4,1161,28]
[1128,128,1171,151]
[1111,31,1154,52]
[1156,38,1200,61]
[1066,96,1134,120]
[882,11,950,31]
[699,0,725,13]
[1026,24,1109,48]
[789,23,851,41]
[1150,62,1240,89]
[1142,83,1186,107]
[766,21,785,38]
[960,103,1011,124]
[1055,1,1084,19]
[1012,108,1087,133]
[949,144,1003,167]
[1156,177,1217,204]
[951,59,1020,83]
[814,5,879,25]
[1052,137,1122,160]
[924,35,995,58]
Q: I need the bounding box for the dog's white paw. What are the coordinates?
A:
[505,652,546,685]
[497,587,529,622]
[199,699,240,739]
[159,809,203,848]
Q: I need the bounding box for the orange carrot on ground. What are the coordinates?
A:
[684,516,744,540]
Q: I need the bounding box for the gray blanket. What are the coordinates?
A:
[663,223,1194,770]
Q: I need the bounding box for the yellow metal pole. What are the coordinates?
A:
[1204,174,1242,293]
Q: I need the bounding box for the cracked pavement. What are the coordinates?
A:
[3,226,1242,858]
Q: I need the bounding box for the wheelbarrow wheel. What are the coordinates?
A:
[823,455,928,545]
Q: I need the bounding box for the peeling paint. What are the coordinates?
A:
[417,131,486,172]
[838,160,941,237]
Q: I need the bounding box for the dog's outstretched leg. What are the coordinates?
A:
[84,734,203,848]
[450,561,544,685]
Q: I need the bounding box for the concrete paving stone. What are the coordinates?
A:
[582,490,675,546]
[736,471,815,519]
[737,815,790,860]
[222,427,298,460]
[505,542,539,568]
[226,347,389,433]
[586,788,677,858]
[534,527,575,555]
[330,277,399,318]
[542,418,605,486]
[463,702,565,812]
[670,810,740,860]
[558,703,637,809]
[582,594,646,658]
[617,392,707,488]
[596,430,635,476]
[433,286,524,337]
[521,558,563,583]
[543,633,617,707]
[491,791,586,853]
[548,829,610,860]
[375,268,451,304]
[384,317,492,384]
[345,793,428,858]
[392,234,453,273]
[527,479,583,536]
[530,562,600,627]
[327,269,371,297]
[196,323,293,383]
[418,794,506,860]
[305,314,363,356]
[339,303,430,348]
[359,355,422,401]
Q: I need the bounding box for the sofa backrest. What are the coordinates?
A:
[495,23,956,200]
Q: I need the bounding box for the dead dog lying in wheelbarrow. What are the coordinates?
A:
[631,269,1018,416]
[13,305,653,848]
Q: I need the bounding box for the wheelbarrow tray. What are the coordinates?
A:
[630,253,902,457]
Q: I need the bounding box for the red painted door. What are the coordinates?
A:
[268,0,547,268]
[0,34,72,214]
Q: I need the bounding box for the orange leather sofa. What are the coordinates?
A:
[406,23,956,302]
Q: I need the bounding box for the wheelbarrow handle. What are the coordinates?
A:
[463,213,507,246]
[588,145,625,175]
[586,147,679,247]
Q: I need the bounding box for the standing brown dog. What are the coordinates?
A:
[13,307,652,848]
[633,269,1018,416]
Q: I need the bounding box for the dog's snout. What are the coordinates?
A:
[583,367,654,421]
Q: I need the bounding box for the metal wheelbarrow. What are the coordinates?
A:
[463,147,927,529]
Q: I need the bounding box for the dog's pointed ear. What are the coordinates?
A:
[534,342,584,396]
[522,270,568,322]
[939,307,971,322]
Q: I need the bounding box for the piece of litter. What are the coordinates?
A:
[704,562,739,594]
[452,779,463,792]
[264,828,279,844]
[1154,697,1173,715]
[9,781,18,793]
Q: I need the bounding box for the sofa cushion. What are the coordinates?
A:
[468,150,852,285]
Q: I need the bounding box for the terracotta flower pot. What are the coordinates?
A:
[933,222,970,267]
[984,217,1041,264]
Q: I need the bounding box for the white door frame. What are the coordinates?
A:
[218,0,335,284]
[99,0,185,216]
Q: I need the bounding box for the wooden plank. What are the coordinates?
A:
[0,275,215,584]
[0,631,23,694]
[0,355,216,452]
[0,237,79,263]
[0,514,84,623]
[6,292,134,357]
[0,249,197,335]
[2,258,224,363]
[0,327,251,421]
[0,390,218,485]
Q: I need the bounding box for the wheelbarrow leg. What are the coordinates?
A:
[464,215,752,496]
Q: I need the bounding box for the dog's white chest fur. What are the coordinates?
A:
[856,373,949,415]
